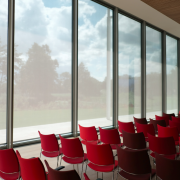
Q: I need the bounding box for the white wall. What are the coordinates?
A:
[103,0,180,38]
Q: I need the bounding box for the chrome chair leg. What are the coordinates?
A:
[85,163,88,173]
[57,156,59,167]
[112,170,114,180]
[60,154,62,165]
[77,164,79,174]
[81,162,84,179]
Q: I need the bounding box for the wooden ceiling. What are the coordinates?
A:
[141,0,180,24]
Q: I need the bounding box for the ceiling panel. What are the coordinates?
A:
[141,0,180,24]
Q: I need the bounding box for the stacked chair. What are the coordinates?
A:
[99,127,122,150]
[38,131,63,167]
[79,125,100,145]
[59,135,87,178]
[0,149,20,180]
[118,120,135,136]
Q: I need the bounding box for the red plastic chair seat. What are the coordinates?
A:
[110,144,123,150]
[0,171,19,180]
[150,152,176,160]
[81,139,100,145]
[88,160,118,172]
[62,153,87,164]
[42,148,62,158]
[119,169,156,180]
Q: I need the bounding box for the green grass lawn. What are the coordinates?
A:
[0,107,138,130]
[0,95,177,130]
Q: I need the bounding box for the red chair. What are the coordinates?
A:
[150,119,166,133]
[163,112,175,120]
[118,120,135,137]
[0,148,20,180]
[99,127,122,150]
[79,125,100,145]
[16,150,47,180]
[38,131,62,167]
[116,147,156,180]
[148,133,177,160]
[133,117,147,126]
[156,153,180,180]
[172,116,180,123]
[169,120,180,133]
[84,173,90,180]
[59,135,87,178]
[85,142,118,180]
[157,125,179,145]
[122,130,147,150]
[45,160,81,180]
[136,123,155,141]
[155,115,170,126]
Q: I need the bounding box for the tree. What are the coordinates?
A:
[78,62,101,96]
[0,38,22,93]
[19,43,59,102]
[0,38,7,90]
[58,72,71,93]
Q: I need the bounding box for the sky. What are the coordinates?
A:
[0,0,178,81]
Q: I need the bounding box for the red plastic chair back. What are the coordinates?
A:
[118,120,135,134]
[0,148,19,174]
[86,142,114,166]
[155,115,170,126]
[45,160,80,180]
[172,116,180,123]
[16,150,47,180]
[38,131,59,152]
[163,113,175,120]
[157,125,179,142]
[156,153,180,180]
[150,119,166,132]
[117,146,151,175]
[122,130,146,150]
[169,120,180,133]
[99,127,120,145]
[136,123,155,138]
[59,135,84,158]
[133,117,147,126]
[79,125,98,142]
[148,133,176,155]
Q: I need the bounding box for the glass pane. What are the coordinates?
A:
[14,0,72,141]
[146,26,162,118]
[0,0,8,144]
[166,35,178,114]
[78,0,113,128]
[118,14,141,122]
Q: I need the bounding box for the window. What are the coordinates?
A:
[166,35,178,114]
[78,0,113,128]
[146,26,162,118]
[0,0,8,144]
[14,0,72,141]
[118,14,141,122]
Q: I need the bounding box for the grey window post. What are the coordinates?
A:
[72,0,78,137]
[113,7,118,128]
[162,31,167,114]
[7,0,15,149]
[141,21,146,118]
[178,38,180,113]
